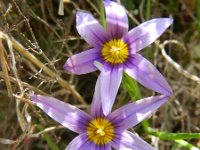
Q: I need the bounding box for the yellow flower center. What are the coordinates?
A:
[102,39,129,64]
[86,117,114,145]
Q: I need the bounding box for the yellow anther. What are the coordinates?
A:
[102,39,129,64]
[87,118,114,145]
[96,128,105,136]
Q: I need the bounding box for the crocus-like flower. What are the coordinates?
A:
[64,1,173,115]
[31,78,169,150]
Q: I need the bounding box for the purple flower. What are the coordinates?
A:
[63,1,173,115]
[30,77,169,150]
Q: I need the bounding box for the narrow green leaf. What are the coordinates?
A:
[121,0,136,11]
[122,72,150,132]
[195,0,200,37]
[196,0,200,20]
[122,72,142,101]
[37,125,59,150]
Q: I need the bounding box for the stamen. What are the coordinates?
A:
[87,118,114,145]
[96,128,105,136]
[102,39,129,64]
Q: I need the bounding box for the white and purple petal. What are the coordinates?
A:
[108,95,168,130]
[65,133,112,150]
[63,48,101,75]
[76,11,108,49]
[96,144,112,150]
[111,130,155,150]
[104,1,128,38]
[100,63,123,115]
[30,94,91,134]
[65,133,94,150]
[124,54,172,95]
[91,75,104,118]
[123,18,173,53]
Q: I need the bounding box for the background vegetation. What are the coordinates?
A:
[0,0,200,149]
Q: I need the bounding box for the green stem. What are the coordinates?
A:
[122,72,150,132]
[99,0,106,28]
[146,127,200,140]
[141,120,150,133]
[146,0,151,20]
[174,139,200,150]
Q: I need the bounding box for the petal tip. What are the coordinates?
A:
[63,60,70,69]
[166,18,174,26]
[169,18,174,23]
[63,58,76,74]
[76,10,92,24]
[76,10,88,18]
[94,61,103,71]
[103,107,110,116]
[76,10,91,29]
[101,97,111,116]
[162,81,173,96]
[166,88,173,96]
[159,83,173,96]
[30,94,38,103]
[104,0,120,6]
[160,18,173,28]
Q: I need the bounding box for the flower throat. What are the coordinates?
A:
[86,117,114,145]
[102,39,129,64]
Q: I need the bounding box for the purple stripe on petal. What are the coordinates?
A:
[108,95,168,130]
[100,144,112,150]
[111,130,156,150]
[63,48,100,75]
[30,94,91,134]
[76,11,108,49]
[124,54,172,95]
[65,133,111,150]
[65,133,95,150]
[100,63,123,115]
[104,1,128,39]
[94,144,112,150]
[123,18,173,53]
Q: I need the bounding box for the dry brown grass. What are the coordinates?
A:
[0,0,200,149]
